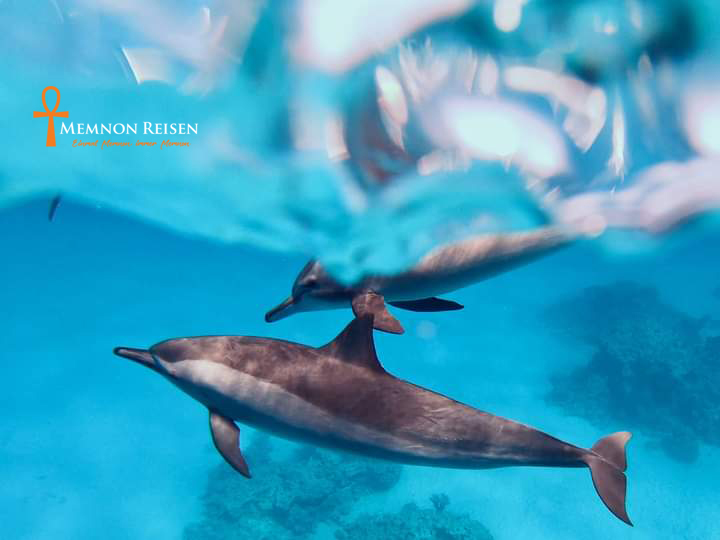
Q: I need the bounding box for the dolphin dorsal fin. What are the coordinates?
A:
[320,315,386,373]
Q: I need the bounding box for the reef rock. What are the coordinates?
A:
[335,497,493,540]
[183,435,402,540]
[544,281,720,463]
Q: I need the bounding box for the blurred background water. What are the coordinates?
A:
[2,1,720,539]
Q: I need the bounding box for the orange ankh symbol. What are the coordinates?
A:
[33,86,68,147]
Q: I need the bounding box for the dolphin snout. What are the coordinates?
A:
[114,346,162,374]
[265,296,296,322]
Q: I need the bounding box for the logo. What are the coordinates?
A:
[31,85,198,149]
[33,86,69,147]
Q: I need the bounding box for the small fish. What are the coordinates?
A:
[48,195,62,222]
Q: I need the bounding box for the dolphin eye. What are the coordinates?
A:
[293,276,317,295]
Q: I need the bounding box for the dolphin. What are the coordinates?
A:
[265,226,575,333]
[114,298,632,525]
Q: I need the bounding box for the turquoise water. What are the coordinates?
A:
[3,198,719,539]
[4,2,720,539]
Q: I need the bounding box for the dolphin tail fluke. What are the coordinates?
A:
[584,431,633,526]
[591,431,631,471]
[351,292,404,334]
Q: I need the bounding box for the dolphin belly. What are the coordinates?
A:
[172,359,585,469]
[176,359,473,465]
[231,392,586,470]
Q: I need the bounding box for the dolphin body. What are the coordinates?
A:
[266,226,575,333]
[114,307,632,525]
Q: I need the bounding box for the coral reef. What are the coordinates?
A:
[431,492,450,512]
[183,435,403,540]
[544,281,720,463]
[335,496,493,540]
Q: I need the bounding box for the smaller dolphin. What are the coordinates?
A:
[265,226,574,333]
[114,297,632,525]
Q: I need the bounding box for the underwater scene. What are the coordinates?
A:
[2,1,720,539]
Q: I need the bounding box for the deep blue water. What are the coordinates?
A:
[2,197,719,539]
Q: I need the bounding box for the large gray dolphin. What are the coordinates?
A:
[114,301,632,525]
[265,226,575,333]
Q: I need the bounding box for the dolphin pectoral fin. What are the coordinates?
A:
[351,292,404,334]
[209,411,251,478]
[389,298,464,312]
[584,432,633,526]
